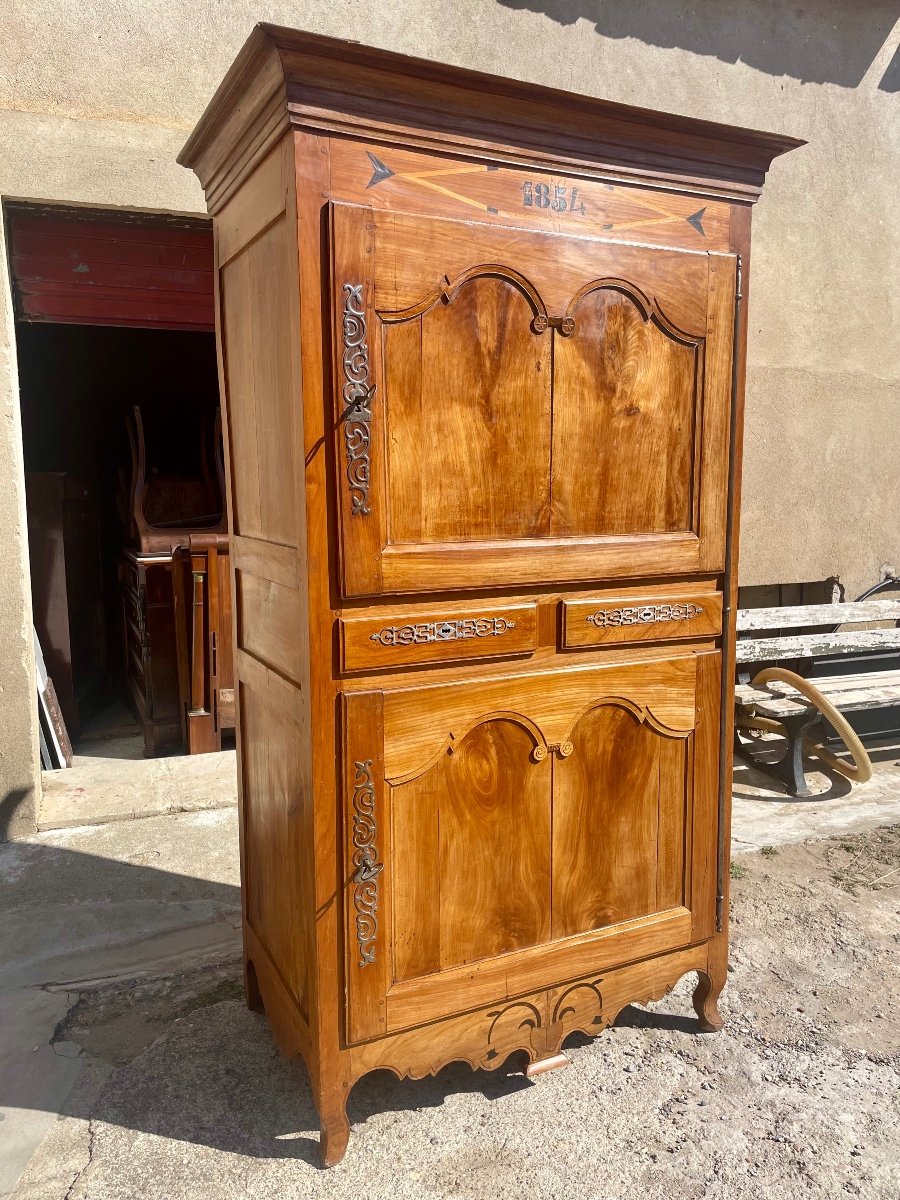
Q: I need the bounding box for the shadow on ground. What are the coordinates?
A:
[0,825,707,1181]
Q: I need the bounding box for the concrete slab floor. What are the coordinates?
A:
[39,749,238,832]
[733,738,900,853]
[0,809,241,1196]
[3,749,900,1196]
[7,831,900,1200]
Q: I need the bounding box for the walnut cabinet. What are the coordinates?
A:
[180,25,800,1166]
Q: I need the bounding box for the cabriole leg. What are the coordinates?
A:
[244,958,264,1014]
[693,959,726,1033]
[318,1085,351,1167]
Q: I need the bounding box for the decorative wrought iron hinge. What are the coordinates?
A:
[350,759,383,966]
[341,283,373,516]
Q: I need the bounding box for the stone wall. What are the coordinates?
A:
[1,1,897,832]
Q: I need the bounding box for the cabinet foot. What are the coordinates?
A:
[318,1090,351,1167]
[692,968,725,1032]
[244,959,264,1014]
[525,1052,570,1079]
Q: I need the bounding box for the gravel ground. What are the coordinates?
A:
[14,828,900,1200]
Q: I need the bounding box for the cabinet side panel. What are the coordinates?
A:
[216,135,315,1039]
[221,213,298,547]
[240,678,309,1017]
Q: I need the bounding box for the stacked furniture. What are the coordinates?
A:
[180,25,801,1164]
[119,404,234,754]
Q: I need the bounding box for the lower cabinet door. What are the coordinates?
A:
[343,652,720,1044]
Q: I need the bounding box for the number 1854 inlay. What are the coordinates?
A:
[522,181,586,215]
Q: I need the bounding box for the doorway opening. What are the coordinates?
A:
[7,203,234,768]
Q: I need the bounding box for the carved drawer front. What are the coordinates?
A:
[563,593,722,649]
[340,602,538,671]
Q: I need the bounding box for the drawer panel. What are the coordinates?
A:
[563,593,722,649]
[340,603,538,671]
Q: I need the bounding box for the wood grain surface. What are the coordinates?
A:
[331,202,732,596]
[178,24,797,1164]
[563,592,723,649]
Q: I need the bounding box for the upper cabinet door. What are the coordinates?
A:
[331,203,736,597]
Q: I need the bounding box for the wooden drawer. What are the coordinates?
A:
[562,593,722,649]
[340,602,538,671]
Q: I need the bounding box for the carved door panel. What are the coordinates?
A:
[343,653,720,1043]
[331,202,736,597]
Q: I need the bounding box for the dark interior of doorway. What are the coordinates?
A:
[17,321,226,759]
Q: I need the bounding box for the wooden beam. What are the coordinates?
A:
[736,628,900,664]
[737,600,900,633]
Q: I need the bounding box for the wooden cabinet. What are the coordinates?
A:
[120,545,235,756]
[180,26,801,1165]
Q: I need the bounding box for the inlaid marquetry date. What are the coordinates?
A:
[522,181,586,215]
[586,603,703,628]
[370,616,515,647]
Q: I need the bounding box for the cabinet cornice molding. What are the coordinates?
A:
[179,24,805,212]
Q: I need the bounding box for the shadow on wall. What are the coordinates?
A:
[495,0,900,89]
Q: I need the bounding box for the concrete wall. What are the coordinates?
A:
[1,1,898,832]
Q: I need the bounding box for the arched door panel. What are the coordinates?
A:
[392,718,551,982]
[384,276,552,545]
[342,654,719,1042]
[552,704,689,939]
[331,203,736,597]
[551,287,699,537]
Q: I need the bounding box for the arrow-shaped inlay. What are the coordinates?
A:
[366,151,395,188]
[686,207,707,237]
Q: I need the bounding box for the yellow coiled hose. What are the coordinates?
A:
[737,666,873,784]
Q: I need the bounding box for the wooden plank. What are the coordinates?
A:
[807,670,900,691]
[33,627,72,769]
[697,253,736,572]
[9,212,214,331]
[736,629,900,664]
[771,686,900,712]
[657,735,686,913]
[331,203,384,597]
[736,677,900,719]
[386,906,692,1033]
[691,653,719,942]
[390,775,441,982]
[329,138,732,252]
[737,601,900,632]
[235,647,305,724]
[378,533,701,596]
[232,534,299,588]
[217,141,287,266]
